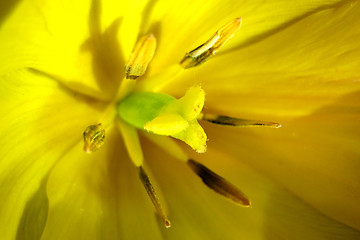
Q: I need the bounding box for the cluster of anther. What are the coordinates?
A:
[83,18,280,228]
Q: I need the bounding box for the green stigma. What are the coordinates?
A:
[117,86,207,153]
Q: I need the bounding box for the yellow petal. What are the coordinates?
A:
[142,0,344,75]
[116,0,150,61]
[42,128,163,239]
[16,179,48,240]
[158,3,360,228]
[0,69,105,239]
[0,0,145,100]
[142,140,360,240]
[203,89,360,231]
[117,119,144,167]
[165,1,360,118]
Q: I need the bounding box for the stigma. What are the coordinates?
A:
[117,86,207,153]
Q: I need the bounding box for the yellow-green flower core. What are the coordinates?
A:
[117,86,207,153]
[82,18,279,227]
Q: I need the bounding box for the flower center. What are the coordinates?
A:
[117,86,207,153]
[83,18,280,228]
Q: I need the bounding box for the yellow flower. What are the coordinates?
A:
[1,0,360,239]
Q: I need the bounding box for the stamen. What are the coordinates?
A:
[139,166,171,228]
[117,120,170,227]
[116,77,136,101]
[142,132,188,162]
[187,159,251,207]
[125,34,157,79]
[83,124,106,153]
[136,64,183,92]
[117,119,143,167]
[180,18,242,69]
[201,113,281,128]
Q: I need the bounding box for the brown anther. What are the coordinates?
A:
[125,34,157,79]
[139,167,171,228]
[202,113,281,128]
[180,18,242,69]
[187,159,251,207]
[83,123,105,153]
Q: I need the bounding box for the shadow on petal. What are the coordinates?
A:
[80,0,125,100]
[220,1,351,54]
[16,178,49,240]
[263,187,360,240]
[142,137,360,240]
[0,0,21,27]
[201,90,360,231]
